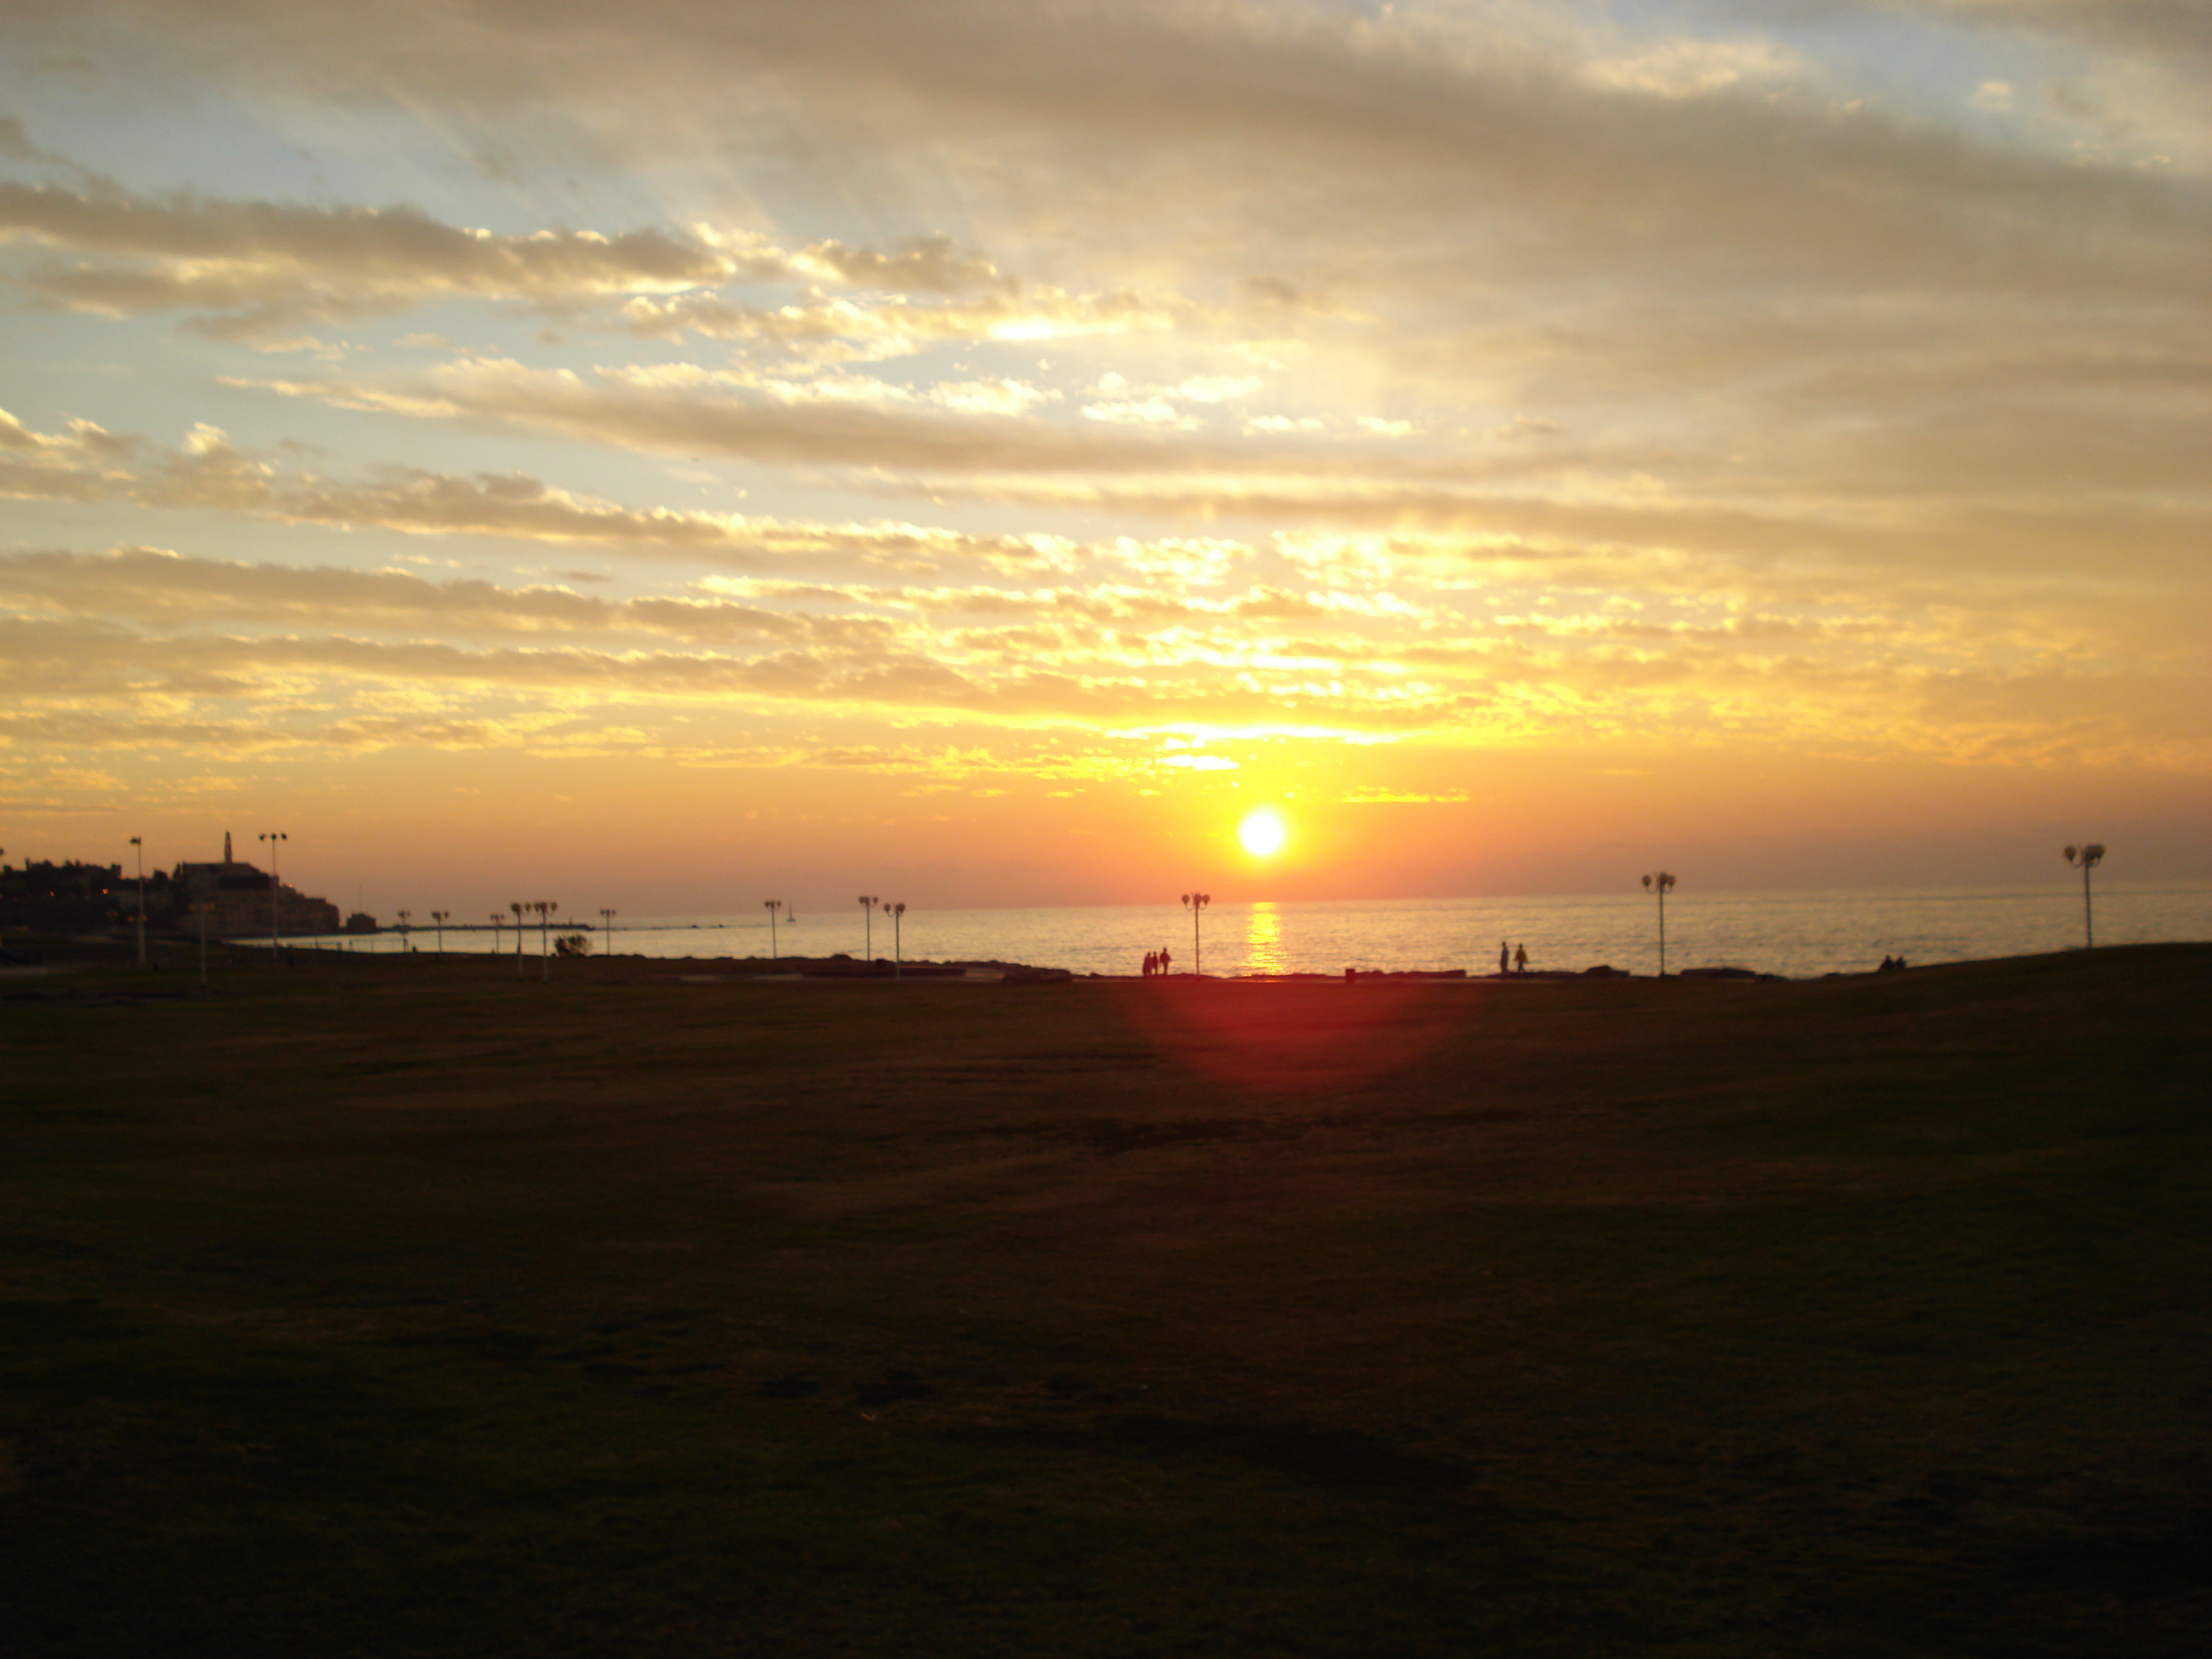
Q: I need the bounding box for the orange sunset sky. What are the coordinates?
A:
[2,1,2206,916]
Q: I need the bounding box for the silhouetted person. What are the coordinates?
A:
[1498,940,1509,977]
[1143,950,1156,978]
[1514,942,1528,976]
[1159,946,1172,975]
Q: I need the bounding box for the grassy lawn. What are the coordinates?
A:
[4,945,2209,1655]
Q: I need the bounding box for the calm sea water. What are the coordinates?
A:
[310,881,2211,980]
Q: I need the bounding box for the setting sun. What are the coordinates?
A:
[1238,808,1288,858]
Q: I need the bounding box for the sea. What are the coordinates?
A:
[300,880,2212,981]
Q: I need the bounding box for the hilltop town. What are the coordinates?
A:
[0,835,361,947]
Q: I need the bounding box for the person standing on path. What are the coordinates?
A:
[1514,942,1528,976]
[1498,941,1510,977]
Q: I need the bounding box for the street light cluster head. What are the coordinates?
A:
[1182,891,1210,909]
[1642,872,1677,892]
[2064,842,2108,950]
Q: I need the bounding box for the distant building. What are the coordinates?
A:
[172,836,341,938]
[1,859,125,902]
[0,858,135,932]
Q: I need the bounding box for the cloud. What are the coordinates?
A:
[27,0,2206,312]
[243,358,1286,477]
[0,547,814,644]
[788,233,1008,295]
[5,3,2209,794]
[0,179,727,338]
[619,285,1208,358]
[0,408,1087,575]
[6,518,2202,775]
[12,392,2203,684]
[1343,788,1470,804]
[1878,1,2212,65]
[0,171,1017,346]
[0,114,42,161]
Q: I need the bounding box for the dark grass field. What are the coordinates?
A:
[4,944,2209,1656]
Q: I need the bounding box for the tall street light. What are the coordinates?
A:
[431,909,449,958]
[489,911,504,961]
[259,831,288,963]
[1642,872,1677,977]
[531,901,558,979]
[1181,891,1210,976]
[130,835,147,970]
[886,902,907,978]
[600,907,616,956]
[858,894,881,960]
[511,901,527,979]
[397,909,413,953]
[763,899,783,961]
[2064,844,2106,949]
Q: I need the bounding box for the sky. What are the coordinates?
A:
[1,0,2206,917]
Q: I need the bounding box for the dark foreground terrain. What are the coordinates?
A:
[4,945,2209,1656]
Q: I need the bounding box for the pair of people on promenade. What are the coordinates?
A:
[1498,941,1528,976]
[1142,947,1174,978]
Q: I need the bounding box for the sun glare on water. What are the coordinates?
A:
[1238,808,1288,858]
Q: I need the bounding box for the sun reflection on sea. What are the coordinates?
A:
[1244,901,1290,976]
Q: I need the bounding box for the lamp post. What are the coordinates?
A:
[431,909,449,958]
[858,894,881,960]
[2064,844,2106,949]
[531,901,558,979]
[763,899,782,962]
[600,907,616,956]
[1642,872,1677,977]
[886,902,906,978]
[397,909,412,954]
[130,836,147,970]
[259,832,288,963]
[490,912,504,959]
[1180,891,1210,976]
[511,901,526,978]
